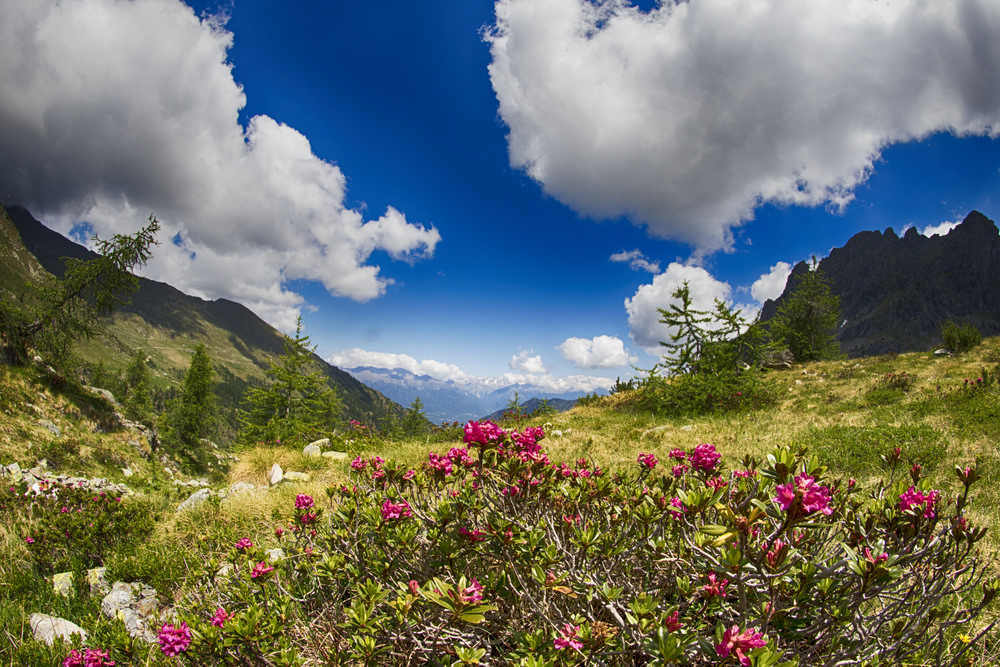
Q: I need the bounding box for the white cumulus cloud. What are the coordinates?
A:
[0,0,440,331]
[751,261,793,304]
[487,0,1000,254]
[326,348,475,384]
[509,350,547,375]
[557,335,636,369]
[920,219,962,237]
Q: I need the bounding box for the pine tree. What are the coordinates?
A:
[402,396,427,435]
[769,258,841,362]
[239,317,341,445]
[122,349,154,427]
[163,343,216,451]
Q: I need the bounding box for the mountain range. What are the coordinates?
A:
[760,210,1000,357]
[0,204,405,429]
[344,366,592,424]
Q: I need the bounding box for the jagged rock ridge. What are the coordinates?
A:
[760,210,1000,357]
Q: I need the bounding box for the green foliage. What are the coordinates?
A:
[632,282,773,416]
[768,257,841,362]
[799,423,944,478]
[239,317,342,446]
[2,482,157,575]
[149,429,994,666]
[0,215,159,370]
[942,320,982,354]
[122,350,154,427]
[402,396,428,436]
[161,344,218,468]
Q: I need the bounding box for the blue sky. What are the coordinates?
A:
[2,0,999,393]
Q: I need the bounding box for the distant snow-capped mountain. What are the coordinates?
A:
[344,366,601,424]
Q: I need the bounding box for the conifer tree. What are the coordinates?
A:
[769,258,841,362]
[122,349,154,427]
[402,396,428,435]
[239,317,341,445]
[163,343,216,452]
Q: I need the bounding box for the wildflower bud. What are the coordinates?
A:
[910,463,922,484]
[891,447,902,462]
[408,580,420,596]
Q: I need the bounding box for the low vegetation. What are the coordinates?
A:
[0,330,998,665]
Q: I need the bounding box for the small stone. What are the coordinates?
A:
[308,437,330,449]
[322,451,347,460]
[265,548,284,562]
[302,443,322,458]
[30,613,88,646]
[283,471,311,483]
[38,419,60,437]
[121,467,133,477]
[268,463,283,486]
[52,571,74,597]
[177,488,213,513]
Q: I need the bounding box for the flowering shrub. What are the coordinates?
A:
[1,481,155,574]
[158,422,995,666]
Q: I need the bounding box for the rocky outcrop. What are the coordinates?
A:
[761,210,1000,357]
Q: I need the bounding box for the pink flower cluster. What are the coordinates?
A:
[381,498,412,521]
[457,578,484,604]
[459,526,487,542]
[899,486,939,519]
[250,560,274,579]
[235,537,253,551]
[158,622,192,657]
[554,623,583,650]
[716,625,767,666]
[294,493,314,509]
[774,473,833,516]
[702,571,729,598]
[689,443,721,471]
[637,452,658,470]
[463,420,506,447]
[211,607,231,628]
[63,648,115,667]
[427,451,454,476]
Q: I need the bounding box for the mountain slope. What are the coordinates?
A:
[760,210,1000,358]
[0,204,405,428]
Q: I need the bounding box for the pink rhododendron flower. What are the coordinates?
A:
[716,625,767,666]
[294,494,314,509]
[381,498,412,521]
[408,580,420,596]
[64,649,115,667]
[458,578,484,604]
[554,623,583,650]
[702,571,728,598]
[463,420,506,446]
[774,474,833,515]
[250,561,274,579]
[158,622,192,657]
[689,443,721,471]
[459,527,487,542]
[350,456,367,471]
[668,448,687,461]
[637,452,658,470]
[899,486,939,518]
[235,537,253,551]
[427,451,454,476]
[706,476,729,490]
[664,610,684,632]
[671,463,689,477]
[211,607,231,628]
[668,497,686,520]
